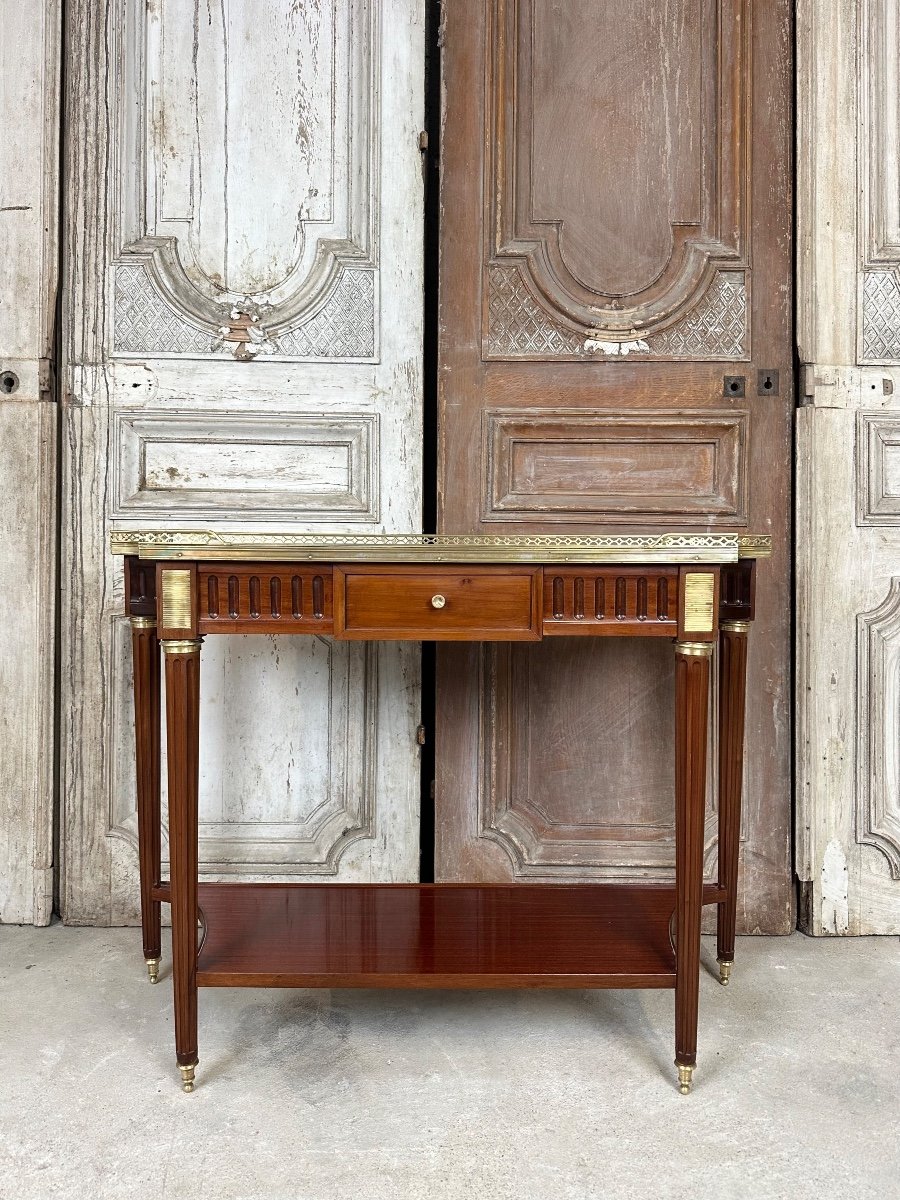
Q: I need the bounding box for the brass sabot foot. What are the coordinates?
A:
[676,1064,694,1095]
[718,960,733,987]
[146,958,160,985]
[179,1062,197,1093]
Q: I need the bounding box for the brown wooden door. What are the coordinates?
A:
[436,0,793,931]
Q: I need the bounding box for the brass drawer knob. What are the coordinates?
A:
[431,594,447,610]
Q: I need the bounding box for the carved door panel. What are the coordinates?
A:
[797,0,900,933]
[61,1,424,922]
[436,0,793,929]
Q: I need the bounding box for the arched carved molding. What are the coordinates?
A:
[109,622,379,875]
[857,581,900,878]
[110,0,379,362]
[485,0,750,351]
[478,645,722,877]
[113,243,376,362]
[486,265,748,361]
[859,0,900,364]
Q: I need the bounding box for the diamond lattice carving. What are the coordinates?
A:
[647,272,747,358]
[485,266,582,357]
[862,271,900,363]
[275,270,376,358]
[114,264,218,356]
[485,266,748,360]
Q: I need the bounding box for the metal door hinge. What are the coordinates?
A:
[799,364,835,407]
[799,364,815,405]
[418,131,429,188]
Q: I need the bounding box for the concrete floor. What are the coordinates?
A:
[0,926,898,1200]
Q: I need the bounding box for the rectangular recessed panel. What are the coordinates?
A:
[859,413,900,524]
[512,439,716,495]
[196,883,678,987]
[882,443,900,495]
[112,409,376,520]
[145,442,348,493]
[485,410,747,524]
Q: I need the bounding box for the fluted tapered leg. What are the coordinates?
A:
[716,621,750,985]
[132,617,161,982]
[674,640,713,1094]
[163,638,202,1092]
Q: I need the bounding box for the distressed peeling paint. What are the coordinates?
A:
[584,337,650,356]
[821,838,850,935]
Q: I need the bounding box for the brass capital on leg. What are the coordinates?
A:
[162,638,203,656]
[130,616,157,630]
[720,619,751,635]
[675,640,715,659]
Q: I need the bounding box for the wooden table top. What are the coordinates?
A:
[111,529,771,564]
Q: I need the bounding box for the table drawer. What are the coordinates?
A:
[334,566,542,640]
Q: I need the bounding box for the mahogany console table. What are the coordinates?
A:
[112,530,768,1095]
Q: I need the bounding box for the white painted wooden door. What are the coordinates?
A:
[797,0,900,933]
[0,0,59,925]
[61,0,424,923]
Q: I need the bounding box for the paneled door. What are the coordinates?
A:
[796,0,900,934]
[436,0,793,930]
[61,1,424,922]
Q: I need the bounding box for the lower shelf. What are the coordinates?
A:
[195,883,680,989]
